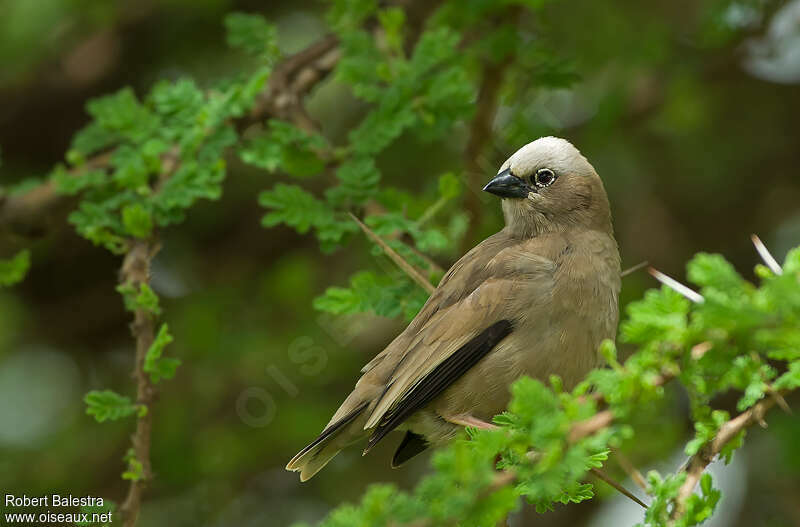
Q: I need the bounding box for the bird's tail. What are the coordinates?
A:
[286,401,369,481]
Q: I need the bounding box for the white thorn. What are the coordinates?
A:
[621,260,649,278]
[647,267,704,303]
[751,234,782,275]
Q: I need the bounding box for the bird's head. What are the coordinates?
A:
[483,137,612,237]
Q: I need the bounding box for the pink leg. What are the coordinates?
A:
[443,413,498,430]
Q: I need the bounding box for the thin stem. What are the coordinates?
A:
[349,212,435,295]
[589,467,648,509]
[118,240,160,527]
[416,196,449,227]
[669,390,787,523]
[613,448,649,494]
[620,260,649,278]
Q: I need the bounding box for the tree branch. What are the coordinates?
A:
[348,212,435,294]
[0,33,341,242]
[669,391,785,523]
[613,448,649,494]
[245,34,340,133]
[589,467,648,509]
[0,152,111,242]
[118,239,161,527]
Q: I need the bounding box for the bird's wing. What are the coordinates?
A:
[359,232,519,375]
[362,238,557,434]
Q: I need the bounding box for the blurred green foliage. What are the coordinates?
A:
[297,248,800,526]
[1,0,799,526]
[0,249,30,286]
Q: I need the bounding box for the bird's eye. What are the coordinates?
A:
[533,168,557,187]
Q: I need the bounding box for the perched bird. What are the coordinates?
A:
[287,137,621,481]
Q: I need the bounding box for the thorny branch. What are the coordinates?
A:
[0,33,341,243]
[0,152,111,241]
[246,34,340,133]
[614,448,649,493]
[0,0,446,244]
[106,33,341,527]
[669,392,786,523]
[116,144,182,526]
[349,212,436,295]
[118,239,160,527]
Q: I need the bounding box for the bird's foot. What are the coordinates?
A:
[443,413,498,430]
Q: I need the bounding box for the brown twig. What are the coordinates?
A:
[0,33,341,241]
[620,260,649,278]
[117,239,161,527]
[613,448,649,494]
[569,369,674,444]
[669,392,786,523]
[246,34,340,133]
[458,415,647,509]
[568,410,615,443]
[589,467,648,509]
[0,152,112,241]
[348,212,435,294]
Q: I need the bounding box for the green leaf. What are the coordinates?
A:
[149,78,205,137]
[153,155,229,227]
[110,145,150,190]
[378,7,406,55]
[121,203,154,238]
[312,286,359,315]
[599,339,621,370]
[327,0,378,32]
[438,172,461,199]
[5,178,44,196]
[51,165,107,195]
[0,249,31,287]
[621,287,689,345]
[783,247,800,274]
[239,120,328,177]
[224,12,278,60]
[686,410,729,456]
[86,87,159,144]
[117,282,161,316]
[259,183,334,233]
[313,271,426,321]
[84,390,141,422]
[69,121,119,157]
[775,361,800,391]
[144,323,180,383]
[122,449,145,481]
[719,429,745,464]
[328,157,381,206]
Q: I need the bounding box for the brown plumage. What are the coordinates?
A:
[286,137,621,481]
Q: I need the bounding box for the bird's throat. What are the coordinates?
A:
[501,199,552,238]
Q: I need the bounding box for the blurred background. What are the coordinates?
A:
[1,0,799,525]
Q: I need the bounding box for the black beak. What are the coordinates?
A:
[482,169,531,199]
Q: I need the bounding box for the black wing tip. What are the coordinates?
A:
[362,430,384,456]
[364,320,514,455]
[391,431,429,468]
[291,402,369,463]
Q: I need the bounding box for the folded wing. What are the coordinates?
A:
[362,239,556,449]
